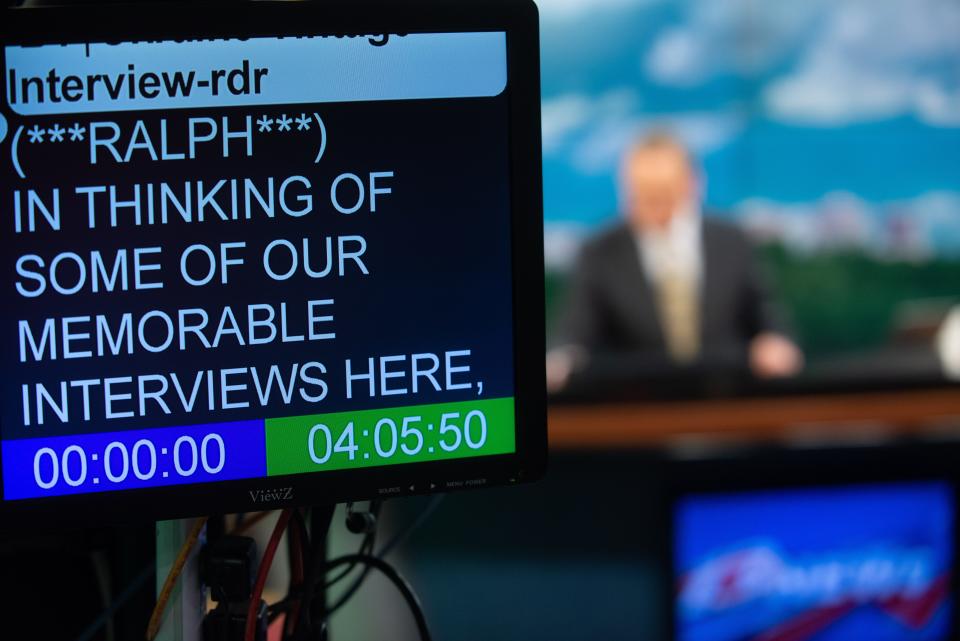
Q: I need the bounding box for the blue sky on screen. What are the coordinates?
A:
[535,0,960,266]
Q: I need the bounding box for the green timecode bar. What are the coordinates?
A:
[264,397,516,476]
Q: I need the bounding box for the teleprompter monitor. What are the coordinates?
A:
[0,0,546,530]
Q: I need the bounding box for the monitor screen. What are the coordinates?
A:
[0,1,545,528]
[539,0,960,399]
[674,482,955,641]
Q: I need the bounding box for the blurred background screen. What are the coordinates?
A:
[541,0,960,398]
[674,482,955,641]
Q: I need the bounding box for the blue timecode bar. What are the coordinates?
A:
[2,420,266,500]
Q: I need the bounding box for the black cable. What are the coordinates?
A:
[325,554,432,641]
[268,527,371,622]
[321,533,372,589]
[325,564,371,615]
[272,501,383,636]
[268,539,371,624]
[292,504,335,640]
[323,500,381,588]
[315,495,441,618]
[321,535,376,618]
[275,496,442,637]
[311,501,383,621]
[323,495,441,617]
[268,527,372,624]
[271,496,447,633]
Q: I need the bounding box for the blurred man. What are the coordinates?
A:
[547,133,802,392]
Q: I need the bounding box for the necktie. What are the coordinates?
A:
[655,266,700,363]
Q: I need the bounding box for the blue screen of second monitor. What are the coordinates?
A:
[675,482,954,641]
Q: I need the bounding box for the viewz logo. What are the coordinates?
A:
[248,487,294,504]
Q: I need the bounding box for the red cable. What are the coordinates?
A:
[245,508,293,641]
[284,511,306,638]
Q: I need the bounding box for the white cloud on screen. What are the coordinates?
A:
[915,83,960,128]
[637,0,960,127]
[643,0,828,85]
[541,88,637,161]
[644,28,708,87]
[763,0,960,126]
[765,61,915,125]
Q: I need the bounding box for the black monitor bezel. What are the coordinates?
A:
[661,443,960,641]
[0,0,546,531]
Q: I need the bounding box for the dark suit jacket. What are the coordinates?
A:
[558,218,787,362]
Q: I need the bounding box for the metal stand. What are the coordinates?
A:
[296,505,336,640]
